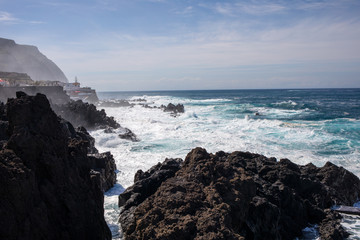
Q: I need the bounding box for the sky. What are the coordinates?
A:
[0,0,360,91]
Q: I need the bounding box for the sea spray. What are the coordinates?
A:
[94,89,360,239]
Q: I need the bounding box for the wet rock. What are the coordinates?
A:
[0,92,115,240]
[104,126,116,133]
[118,128,140,142]
[52,100,120,130]
[161,103,185,115]
[119,147,360,240]
[319,209,349,240]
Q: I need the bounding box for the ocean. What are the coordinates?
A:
[91,88,360,239]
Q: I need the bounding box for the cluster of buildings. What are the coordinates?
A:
[0,72,98,102]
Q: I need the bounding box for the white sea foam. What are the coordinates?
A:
[93,94,360,239]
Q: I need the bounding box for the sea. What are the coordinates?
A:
[90,88,360,239]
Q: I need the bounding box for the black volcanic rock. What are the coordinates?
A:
[119,158,182,233]
[161,103,185,115]
[52,100,120,130]
[0,92,116,240]
[119,148,359,240]
[0,38,68,82]
[118,127,140,142]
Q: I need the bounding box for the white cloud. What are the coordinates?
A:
[47,16,360,79]
[0,11,45,25]
[174,6,193,15]
[235,2,286,15]
[0,11,18,23]
[204,1,286,16]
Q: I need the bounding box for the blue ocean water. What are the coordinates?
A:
[98,88,360,161]
[94,88,360,239]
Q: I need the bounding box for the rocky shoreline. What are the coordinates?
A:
[119,148,360,240]
[98,99,185,116]
[1,92,359,240]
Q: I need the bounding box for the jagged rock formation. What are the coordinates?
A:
[118,127,140,142]
[119,148,360,240]
[161,103,185,115]
[52,100,140,142]
[52,100,120,130]
[0,38,68,82]
[119,158,183,232]
[0,92,116,240]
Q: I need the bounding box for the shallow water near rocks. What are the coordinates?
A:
[91,89,360,239]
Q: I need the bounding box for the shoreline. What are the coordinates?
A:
[1,89,359,239]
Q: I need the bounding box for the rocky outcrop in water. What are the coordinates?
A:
[119,148,360,240]
[161,103,185,115]
[0,92,115,240]
[0,38,68,82]
[52,100,120,130]
[118,128,140,142]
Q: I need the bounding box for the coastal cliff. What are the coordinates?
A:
[0,38,68,82]
[0,92,115,240]
[119,148,360,240]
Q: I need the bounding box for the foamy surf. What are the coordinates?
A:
[94,89,360,239]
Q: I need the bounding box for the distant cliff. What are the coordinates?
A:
[0,38,68,82]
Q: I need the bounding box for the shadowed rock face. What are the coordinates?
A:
[52,100,120,130]
[0,92,115,240]
[0,38,68,82]
[119,148,360,240]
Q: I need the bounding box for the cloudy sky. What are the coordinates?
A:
[1,0,360,91]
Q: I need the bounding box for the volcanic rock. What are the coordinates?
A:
[161,103,185,115]
[0,92,116,240]
[119,158,182,233]
[118,128,140,142]
[52,100,120,130]
[119,148,360,240]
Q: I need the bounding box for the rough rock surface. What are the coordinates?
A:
[161,103,185,115]
[0,38,68,82]
[119,148,360,240]
[0,92,116,240]
[52,99,120,130]
[119,158,183,233]
[118,127,140,142]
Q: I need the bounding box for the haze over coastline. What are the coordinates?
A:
[1,0,359,91]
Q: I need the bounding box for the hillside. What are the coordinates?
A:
[0,38,68,82]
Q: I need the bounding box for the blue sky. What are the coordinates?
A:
[1,0,360,91]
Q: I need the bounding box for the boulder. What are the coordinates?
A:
[119,148,360,240]
[118,128,140,142]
